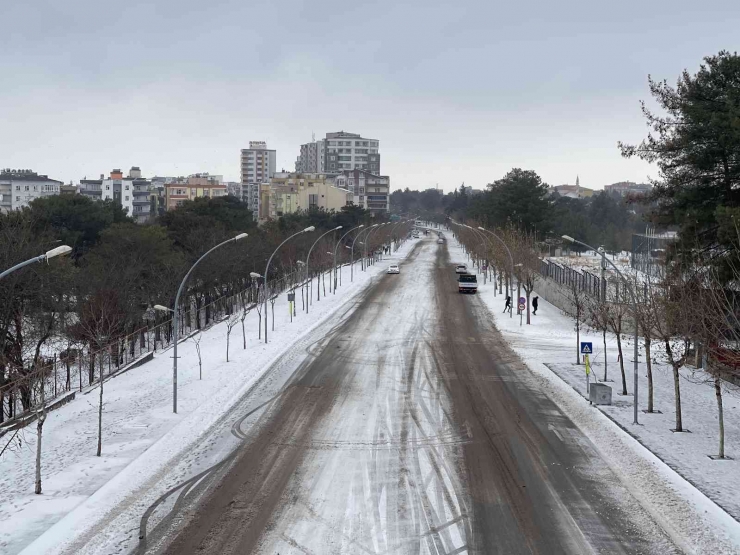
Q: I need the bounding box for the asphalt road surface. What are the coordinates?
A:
[150,236,679,555]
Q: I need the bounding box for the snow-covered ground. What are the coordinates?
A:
[0,238,420,555]
[447,236,740,554]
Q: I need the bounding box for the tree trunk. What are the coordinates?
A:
[241,320,246,349]
[616,332,627,395]
[576,320,580,365]
[645,338,654,413]
[97,355,103,456]
[226,332,230,362]
[672,362,683,432]
[603,327,608,382]
[715,376,724,458]
[35,376,46,494]
[35,412,46,494]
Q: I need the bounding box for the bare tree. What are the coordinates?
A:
[72,291,126,456]
[191,332,203,379]
[636,276,660,413]
[240,302,255,350]
[225,310,239,362]
[606,283,631,395]
[587,294,610,381]
[562,274,589,365]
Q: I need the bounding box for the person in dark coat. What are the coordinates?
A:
[503,295,512,313]
[532,296,539,315]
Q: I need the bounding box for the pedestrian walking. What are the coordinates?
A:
[503,295,512,313]
[532,296,539,315]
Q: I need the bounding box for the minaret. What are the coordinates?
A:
[576,175,580,188]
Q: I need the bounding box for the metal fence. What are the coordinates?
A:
[0,267,312,428]
[631,231,676,278]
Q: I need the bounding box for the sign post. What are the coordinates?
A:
[518,297,526,327]
[581,342,593,396]
[288,292,295,323]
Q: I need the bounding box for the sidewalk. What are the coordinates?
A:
[447,236,740,554]
[0,239,419,555]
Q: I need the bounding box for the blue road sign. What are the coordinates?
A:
[580,342,593,354]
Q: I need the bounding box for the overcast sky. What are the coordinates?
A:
[2,0,739,192]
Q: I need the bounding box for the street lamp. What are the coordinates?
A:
[351,225,376,280]
[478,227,515,319]
[263,226,314,343]
[0,244,73,280]
[562,234,640,425]
[156,232,248,413]
[305,226,341,312]
[333,224,364,291]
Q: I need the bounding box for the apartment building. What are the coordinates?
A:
[260,172,348,220]
[295,139,326,173]
[331,169,390,214]
[0,169,62,212]
[79,167,153,223]
[241,141,276,220]
[324,131,380,174]
[164,174,227,210]
[295,132,380,175]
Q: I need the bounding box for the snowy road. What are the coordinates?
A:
[150,237,679,555]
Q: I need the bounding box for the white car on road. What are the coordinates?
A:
[455,264,467,274]
[387,264,400,274]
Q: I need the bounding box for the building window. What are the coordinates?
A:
[16,196,20,201]
[15,185,19,190]
[309,194,318,207]
[125,196,129,201]
[125,185,129,191]
[106,185,110,190]
[24,185,29,191]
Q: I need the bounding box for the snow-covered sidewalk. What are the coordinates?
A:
[0,239,419,555]
[447,236,740,554]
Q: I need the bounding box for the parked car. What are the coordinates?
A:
[458,273,478,293]
[455,264,467,274]
[387,264,400,274]
[437,238,444,244]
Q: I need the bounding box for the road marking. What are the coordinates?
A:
[548,423,564,442]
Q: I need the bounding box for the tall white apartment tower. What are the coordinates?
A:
[240,141,276,219]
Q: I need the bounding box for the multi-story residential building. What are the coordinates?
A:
[259,172,348,220]
[241,141,276,220]
[604,181,652,196]
[331,169,390,214]
[295,138,326,173]
[324,131,380,174]
[164,174,228,210]
[0,169,62,212]
[79,167,154,223]
[296,132,380,175]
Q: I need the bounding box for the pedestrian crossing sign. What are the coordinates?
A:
[580,342,592,354]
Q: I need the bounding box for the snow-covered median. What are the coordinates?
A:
[447,236,740,555]
[0,239,419,555]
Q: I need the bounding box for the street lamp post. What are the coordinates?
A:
[0,245,73,280]
[155,232,248,413]
[263,227,315,343]
[352,225,376,279]
[563,234,640,425]
[305,226,341,313]
[478,227,515,319]
[333,224,364,293]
